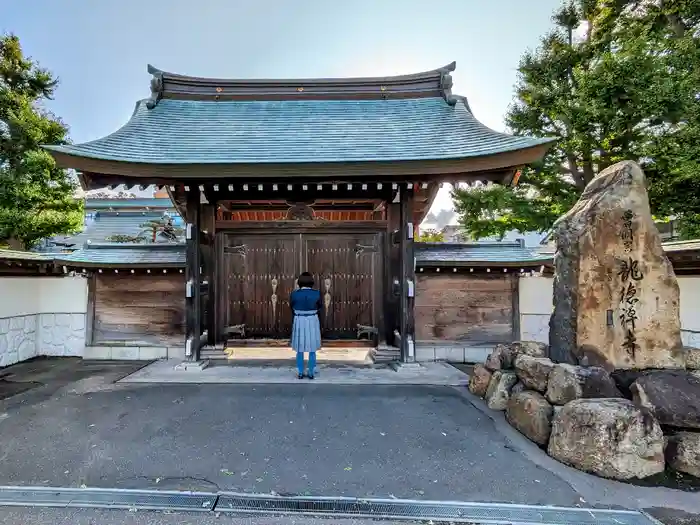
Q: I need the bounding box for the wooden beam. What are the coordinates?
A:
[399,188,416,362]
[185,188,202,360]
[215,220,387,232]
[86,275,96,347]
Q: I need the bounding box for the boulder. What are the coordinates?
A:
[485,370,518,411]
[514,355,555,392]
[546,364,622,405]
[548,160,685,370]
[630,371,700,429]
[506,391,553,446]
[665,432,700,478]
[611,369,651,400]
[548,398,665,480]
[484,344,508,372]
[509,341,548,360]
[511,382,527,396]
[468,365,492,398]
[686,347,700,370]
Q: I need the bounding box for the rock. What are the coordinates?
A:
[514,355,555,392]
[511,382,527,395]
[506,391,553,445]
[686,347,700,370]
[510,341,548,359]
[546,364,622,405]
[484,344,508,372]
[630,371,700,429]
[485,370,518,411]
[548,398,665,480]
[499,341,548,369]
[468,365,492,398]
[548,160,685,370]
[611,369,651,400]
[665,432,700,478]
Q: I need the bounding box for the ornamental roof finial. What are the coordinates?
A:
[146,65,164,110]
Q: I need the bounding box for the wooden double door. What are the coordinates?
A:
[218,232,380,340]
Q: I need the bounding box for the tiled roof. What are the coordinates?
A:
[55,243,185,267]
[416,242,551,266]
[58,211,181,246]
[0,249,54,262]
[662,239,700,252]
[86,198,175,210]
[45,98,552,164]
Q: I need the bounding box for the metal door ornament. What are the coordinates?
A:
[271,277,279,317]
[323,278,332,311]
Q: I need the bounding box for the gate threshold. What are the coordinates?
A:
[0,486,662,524]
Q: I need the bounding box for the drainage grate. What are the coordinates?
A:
[0,486,217,512]
[215,493,660,525]
[0,486,662,524]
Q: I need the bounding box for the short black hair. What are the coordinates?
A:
[297,272,314,288]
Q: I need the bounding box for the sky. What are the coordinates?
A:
[3,0,562,216]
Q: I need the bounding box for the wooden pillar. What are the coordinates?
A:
[201,202,217,346]
[185,188,202,361]
[385,198,401,343]
[399,188,416,362]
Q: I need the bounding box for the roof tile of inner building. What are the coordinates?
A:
[54,243,185,267]
[415,242,551,266]
[85,198,175,210]
[45,97,553,165]
[58,211,180,247]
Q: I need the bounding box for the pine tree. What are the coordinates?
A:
[453,0,700,239]
[0,34,83,250]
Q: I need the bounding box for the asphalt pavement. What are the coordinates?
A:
[0,358,698,525]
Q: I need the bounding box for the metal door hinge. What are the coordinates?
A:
[355,244,377,256]
[224,244,247,256]
[357,324,378,340]
[226,324,246,338]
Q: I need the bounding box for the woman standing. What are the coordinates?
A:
[290,272,323,379]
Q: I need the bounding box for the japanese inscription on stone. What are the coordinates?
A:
[617,209,643,357]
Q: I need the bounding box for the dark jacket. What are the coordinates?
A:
[290,287,322,313]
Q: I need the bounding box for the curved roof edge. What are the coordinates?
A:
[145,61,459,108]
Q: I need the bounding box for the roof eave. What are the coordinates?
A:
[44,140,554,190]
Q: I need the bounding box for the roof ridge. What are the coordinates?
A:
[146,62,458,107]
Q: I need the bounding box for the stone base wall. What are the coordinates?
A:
[0,313,86,367]
[83,345,185,360]
[415,342,492,363]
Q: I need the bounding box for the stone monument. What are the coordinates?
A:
[549,160,685,370]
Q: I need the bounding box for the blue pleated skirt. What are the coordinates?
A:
[291,310,322,353]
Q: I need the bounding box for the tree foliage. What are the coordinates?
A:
[106,216,183,244]
[453,0,700,240]
[417,229,445,242]
[87,190,137,199]
[0,34,83,249]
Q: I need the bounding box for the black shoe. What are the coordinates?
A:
[307,374,315,380]
[298,373,304,380]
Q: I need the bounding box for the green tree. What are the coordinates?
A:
[106,216,183,244]
[0,34,83,250]
[453,0,700,240]
[417,229,445,242]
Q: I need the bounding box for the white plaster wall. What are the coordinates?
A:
[679,276,700,347]
[0,278,41,318]
[518,276,553,343]
[518,274,700,348]
[0,276,87,367]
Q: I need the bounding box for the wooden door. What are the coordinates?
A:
[302,234,378,339]
[220,234,298,339]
